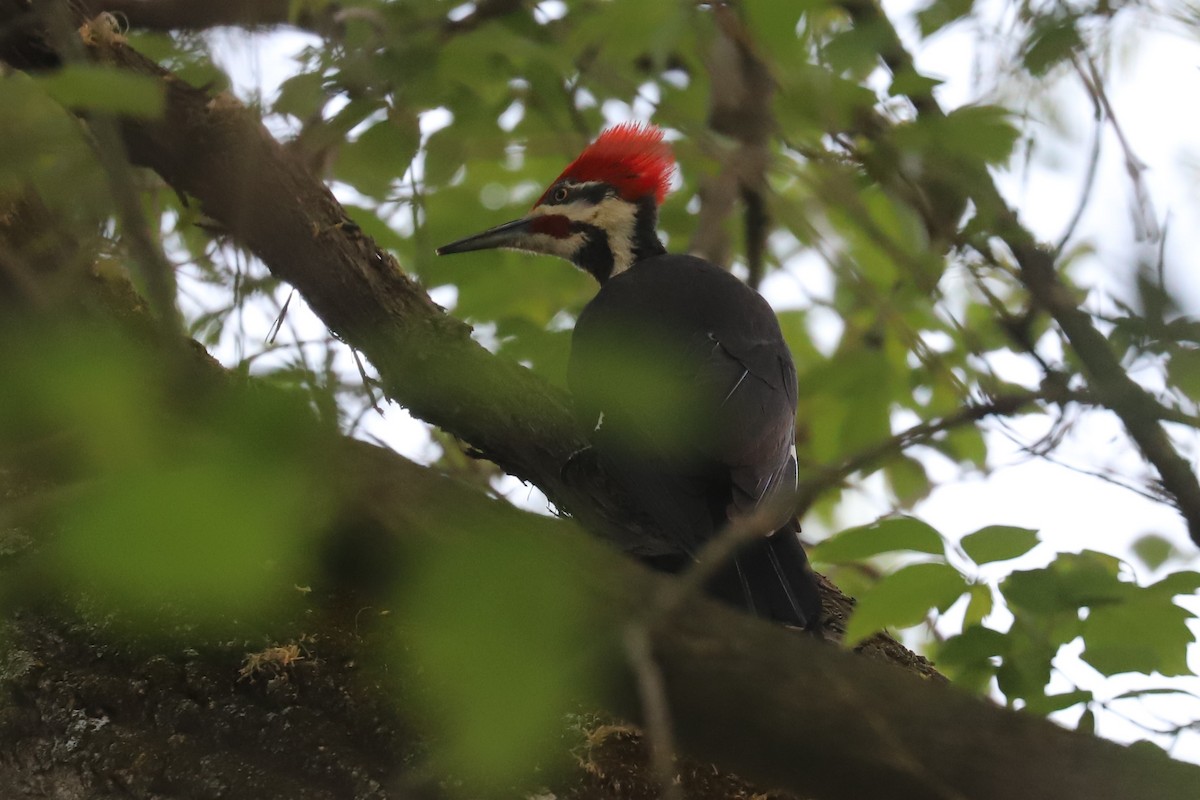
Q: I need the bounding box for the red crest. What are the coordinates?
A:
[537,123,675,207]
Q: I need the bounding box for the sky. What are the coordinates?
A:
[201,0,1200,761]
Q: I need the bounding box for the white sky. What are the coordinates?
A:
[204,1,1200,761]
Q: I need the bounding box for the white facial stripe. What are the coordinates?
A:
[532,196,638,275]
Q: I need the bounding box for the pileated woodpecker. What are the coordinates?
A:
[437,123,821,629]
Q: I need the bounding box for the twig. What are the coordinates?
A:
[1053,100,1103,257]
[351,346,383,416]
[1072,51,1160,242]
[623,624,682,800]
[795,391,1041,515]
[265,287,294,344]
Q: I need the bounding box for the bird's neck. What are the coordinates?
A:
[583,195,666,284]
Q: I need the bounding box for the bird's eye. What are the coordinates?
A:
[553,187,569,202]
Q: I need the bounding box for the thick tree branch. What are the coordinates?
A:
[74,0,335,33]
[342,439,1200,800]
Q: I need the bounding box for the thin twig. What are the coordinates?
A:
[795,391,1042,515]
[622,624,682,800]
[1072,51,1160,242]
[1053,100,1103,257]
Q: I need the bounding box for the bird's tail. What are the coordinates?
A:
[705,518,822,630]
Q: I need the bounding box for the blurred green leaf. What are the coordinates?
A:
[273,70,328,119]
[1146,570,1200,597]
[995,613,1077,703]
[813,515,945,563]
[336,112,421,199]
[916,0,975,37]
[400,530,602,786]
[960,525,1039,565]
[889,70,945,98]
[938,425,989,469]
[37,65,164,118]
[963,582,994,627]
[1022,14,1081,76]
[424,127,469,188]
[0,326,332,630]
[886,454,932,507]
[823,22,894,78]
[1001,551,1125,614]
[937,623,1007,688]
[1081,596,1195,677]
[1131,533,1178,572]
[1024,689,1091,716]
[0,76,109,218]
[845,561,968,644]
[1166,347,1200,401]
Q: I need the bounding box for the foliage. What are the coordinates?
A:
[2,0,1199,788]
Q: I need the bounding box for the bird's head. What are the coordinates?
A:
[436,123,674,282]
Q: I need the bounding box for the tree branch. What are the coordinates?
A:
[74,0,336,33]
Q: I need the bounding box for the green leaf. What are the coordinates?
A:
[939,425,988,468]
[0,76,109,217]
[273,70,327,119]
[960,525,1040,564]
[400,529,603,786]
[889,70,945,99]
[37,65,164,118]
[1024,689,1092,716]
[937,624,1007,666]
[1001,551,1125,614]
[916,0,975,37]
[963,582,994,627]
[812,516,945,564]
[886,455,932,507]
[1131,533,1178,572]
[0,328,332,631]
[1146,570,1200,597]
[1081,596,1195,677]
[1022,14,1081,76]
[935,624,1005,692]
[1167,346,1200,401]
[891,104,1018,167]
[336,113,421,199]
[823,22,894,78]
[940,105,1020,164]
[423,126,469,187]
[845,562,968,645]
